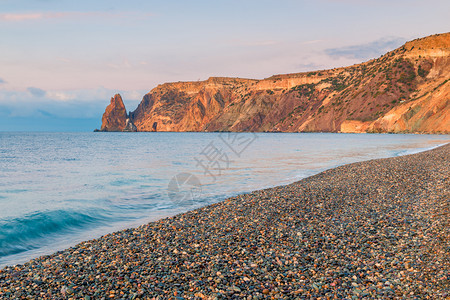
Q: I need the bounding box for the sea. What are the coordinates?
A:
[0,132,448,267]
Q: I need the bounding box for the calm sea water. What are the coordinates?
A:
[0,132,448,267]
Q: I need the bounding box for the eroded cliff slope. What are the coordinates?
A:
[100,33,450,133]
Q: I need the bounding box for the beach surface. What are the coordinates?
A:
[1,144,449,299]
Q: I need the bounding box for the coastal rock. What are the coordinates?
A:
[123,118,138,132]
[100,94,128,132]
[100,33,450,133]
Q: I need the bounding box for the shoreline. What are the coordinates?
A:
[1,134,447,270]
[1,143,449,298]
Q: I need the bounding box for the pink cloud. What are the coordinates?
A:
[0,13,45,21]
[0,12,153,22]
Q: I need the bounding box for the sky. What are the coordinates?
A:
[0,0,449,131]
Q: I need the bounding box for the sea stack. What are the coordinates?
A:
[100,94,128,132]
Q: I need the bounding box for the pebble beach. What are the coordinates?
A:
[1,144,449,299]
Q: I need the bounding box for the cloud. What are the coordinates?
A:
[36,109,55,118]
[27,87,47,97]
[0,89,104,119]
[46,91,75,101]
[0,12,153,22]
[56,57,71,63]
[244,40,278,47]
[107,58,132,70]
[324,37,406,60]
[0,87,146,120]
[0,12,77,22]
[228,39,278,47]
[0,78,5,84]
[0,13,44,21]
[302,39,324,45]
[295,62,324,72]
[122,90,144,101]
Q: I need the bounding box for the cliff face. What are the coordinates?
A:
[100,94,128,132]
[101,33,450,133]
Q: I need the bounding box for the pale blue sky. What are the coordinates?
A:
[0,0,449,130]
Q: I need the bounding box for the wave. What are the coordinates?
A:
[0,209,108,257]
[391,142,449,157]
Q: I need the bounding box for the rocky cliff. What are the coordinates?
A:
[100,94,129,132]
[100,33,450,133]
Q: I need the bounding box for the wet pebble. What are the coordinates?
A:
[0,144,449,298]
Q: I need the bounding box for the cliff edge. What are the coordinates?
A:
[100,32,450,134]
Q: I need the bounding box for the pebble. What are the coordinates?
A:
[0,144,449,298]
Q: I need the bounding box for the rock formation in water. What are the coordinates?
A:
[100,33,450,133]
[100,94,128,132]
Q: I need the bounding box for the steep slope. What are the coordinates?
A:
[100,32,450,133]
